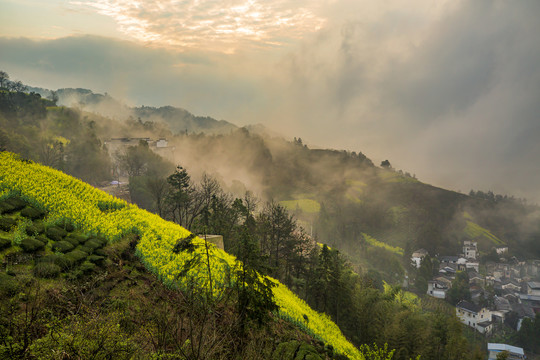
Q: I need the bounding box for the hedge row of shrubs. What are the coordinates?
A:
[0,201,109,280]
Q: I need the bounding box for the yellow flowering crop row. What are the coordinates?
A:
[0,152,365,359]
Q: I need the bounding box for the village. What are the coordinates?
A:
[412,243,540,359]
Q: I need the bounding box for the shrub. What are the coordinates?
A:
[66,233,86,245]
[84,239,103,251]
[94,248,107,257]
[87,254,105,264]
[64,222,75,232]
[0,201,15,214]
[64,249,88,263]
[38,254,61,264]
[33,262,61,278]
[20,237,45,252]
[54,254,76,270]
[79,260,96,274]
[78,245,94,254]
[52,241,75,253]
[34,235,49,245]
[21,206,45,220]
[64,237,80,247]
[46,226,67,241]
[0,273,19,297]
[26,224,39,236]
[53,240,77,253]
[0,217,17,231]
[0,237,11,250]
[5,197,27,212]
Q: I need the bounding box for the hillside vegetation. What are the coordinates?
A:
[0,151,364,359]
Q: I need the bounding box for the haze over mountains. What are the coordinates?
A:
[2,1,540,202]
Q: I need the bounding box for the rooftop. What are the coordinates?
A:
[456,300,481,313]
[487,343,524,356]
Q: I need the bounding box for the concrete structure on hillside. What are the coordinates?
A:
[487,343,525,360]
[198,234,224,250]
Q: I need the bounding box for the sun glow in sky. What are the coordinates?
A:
[54,0,326,52]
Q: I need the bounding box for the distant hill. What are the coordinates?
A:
[28,86,240,136]
[133,105,237,135]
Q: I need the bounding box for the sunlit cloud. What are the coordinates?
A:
[71,0,326,52]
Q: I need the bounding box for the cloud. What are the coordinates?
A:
[1,0,540,202]
[266,0,540,201]
[0,35,266,116]
[71,0,326,52]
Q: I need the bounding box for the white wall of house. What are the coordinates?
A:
[456,307,492,332]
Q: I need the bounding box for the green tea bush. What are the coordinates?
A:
[52,241,75,253]
[65,249,88,263]
[66,233,86,245]
[21,206,45,220]
[0,217,17,231]
[35,235,49,245]
[5,197,27,212]
[0,201,15,214]
[87,254,105,264]
[46,226,68,241]
[0,237,11,250]
[20,237,46,252]
[84,239,102,251]
[79,260,96,274]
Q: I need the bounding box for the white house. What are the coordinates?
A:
[487,343,525,360]
[411,249,429,268]
[456,300,492,334]
[465,260,479,272]
[463,241,478,260]
[427,280,448,299]
[155,139,168,148]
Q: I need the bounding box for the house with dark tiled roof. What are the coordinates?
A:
[527,281,540,296]
[456,300,493,334]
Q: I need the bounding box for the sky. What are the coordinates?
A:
[1,0,540,202]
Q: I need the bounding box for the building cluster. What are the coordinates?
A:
[413,242,540,338]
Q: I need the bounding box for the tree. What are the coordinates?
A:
[9,80,27,93]
[415,255,433,294]
[48,91,59,105]
[166,166,193,227]
[0,71,9,89]
[380,160,391,169]
[256,201,297,280]
[145,176,169,217]
[234,219,277,336]
[446,271,471,305]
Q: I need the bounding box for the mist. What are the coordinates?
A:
[1,1,540,201]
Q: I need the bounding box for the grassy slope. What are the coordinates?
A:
[0,152,364,359]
